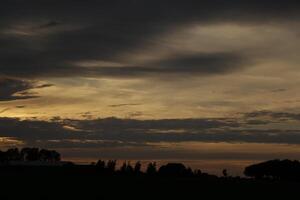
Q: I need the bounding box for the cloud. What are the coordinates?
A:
[108,103,141,108]
[244,110,300,122]
[271,88,287,93]
[1,114,300,150]
[35,83,54,89]
[0,78,53,101]
[37,21,61,30]
[150,53,248,75]
[0,0,299,79]
[0,78,37,101]
[63,52,248,78]
[15,105,26,108]
[0,108,10,114]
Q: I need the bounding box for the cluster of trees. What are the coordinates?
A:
[0,148,61,163]
[95,160,156,175]
[244,159,300,180]
[94,159,300,180]
[94,160,203,177]
[95,160,117,173]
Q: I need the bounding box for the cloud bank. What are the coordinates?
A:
[1,111,300,149]
[1,0,299,78]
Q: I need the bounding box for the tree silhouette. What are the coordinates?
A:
[158,163,189,177]
[194,169,202,176]
[0,148,61,163]
[134,161,142,174]
[120,161,134,174]
[21,148,39,161]
[126,162,134,173]
[0,151,6,162]
[244,159,300,180]
[146,162,157,175]
[50,150,61,162]
[222,169,228,177]
[96,160,106,169]
[6,148,21,161]
[120,161,127,173]
[106,160,116,172]
[39,149,61,162]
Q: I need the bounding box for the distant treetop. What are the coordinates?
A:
[0,147,61,163]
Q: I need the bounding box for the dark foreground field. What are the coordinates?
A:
[0,165,298,200]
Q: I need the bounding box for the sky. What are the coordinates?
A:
[1,0,300,175]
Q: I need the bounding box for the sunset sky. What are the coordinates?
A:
[1,0,300,175]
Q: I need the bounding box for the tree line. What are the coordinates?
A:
[2,148,300,181]
[91,159,300,181]
[94,160,202,177]
[0,148,61,163]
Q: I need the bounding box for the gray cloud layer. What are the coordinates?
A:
[1,111,300,149]
[0,0,299,78]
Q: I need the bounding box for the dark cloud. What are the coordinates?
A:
[244,110,300,122]
[35,83,54,89]
[56,52,247,78]
[108,103,141,108]
[0,78,37,101]
[37,21,61,29]
[1,116,300,150]
[0,78,53,101]
[0,0,299,78]
[271,89,287,93]
[150,53,248,75]
[34,139,149,149]
[15,105,26,108]
[0,117,82,141]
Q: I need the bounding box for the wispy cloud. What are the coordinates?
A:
[0,78,53,101]
[108,103,141,108]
